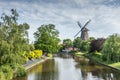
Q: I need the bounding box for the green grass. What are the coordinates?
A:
[109,62,120,69]
[75,52,85,55]
[75,52,86,57]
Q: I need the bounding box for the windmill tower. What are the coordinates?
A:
[74,20,91,41]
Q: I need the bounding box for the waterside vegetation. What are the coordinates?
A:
[72,34,120,70]
[0,9,60,80]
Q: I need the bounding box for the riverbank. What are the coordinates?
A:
[24,57,52,70]
[84,55,120,72]
[75,52,120,72]
[109,62,120,69]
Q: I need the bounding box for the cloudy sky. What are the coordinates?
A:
[0,0,120,42]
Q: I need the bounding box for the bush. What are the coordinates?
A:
[0,71,5,80]
[22,51,29,62]
[14,65,26,78]
[34,50,43,58]
[28,51,35,59]
[1,65,13,80]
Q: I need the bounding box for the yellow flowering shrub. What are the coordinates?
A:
[22,51,29,62]
[29,51,35,59]
[34,50,43,58]
[23,50,43,60]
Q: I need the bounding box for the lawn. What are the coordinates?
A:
[109,62,120,69]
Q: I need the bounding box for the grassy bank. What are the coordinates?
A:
[109,62,120,70]
[75,51,120,71]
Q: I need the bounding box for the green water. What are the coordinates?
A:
[14,57,120,80]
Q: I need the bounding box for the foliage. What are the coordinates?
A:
[73,37,94,52]
[14,65,26,78]
[34,50,43,58]
[63,38,73,48]
[80,41,90,52]
[26,50,43,59]
[0,9,33,80]
[28,51,35,59]
[22,51,29,62]
[0,71,5,80]
[90,38,105,52]
[0,65,13,80]
[73,37,82,49]
[102,34,120,63]
[0,9,30,65]
[34,24,60,54]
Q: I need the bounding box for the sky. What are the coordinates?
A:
[0,0,120,43]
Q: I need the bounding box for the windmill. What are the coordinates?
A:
[74,20,91,41]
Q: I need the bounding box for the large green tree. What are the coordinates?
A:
[34,24,60,54]
[0,9,30,65]
[102,34,120,63]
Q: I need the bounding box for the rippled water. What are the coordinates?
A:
[14,57,120,80]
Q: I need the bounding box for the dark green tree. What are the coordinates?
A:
[34,24,60,54]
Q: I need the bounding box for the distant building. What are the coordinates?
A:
[62,47,78,53]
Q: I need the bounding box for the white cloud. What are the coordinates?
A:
[0,0,120,42]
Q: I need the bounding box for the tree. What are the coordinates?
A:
[89,38,105,52]
[34,24,60,54]
[102,34,120,63]
[63,38,73,49]
[73,37,82,50]
[73,37,94,52]
[0,9,30,65]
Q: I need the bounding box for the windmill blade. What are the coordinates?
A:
[74,30,81,38]
[77,21,82,28]
[82,19,91,28]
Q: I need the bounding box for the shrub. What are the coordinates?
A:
[22,51,29,62]
[28,51,35,59]
[14,65,26,78]
[1,65,13,80]
[34,50,43,58]
[0,71,5,80]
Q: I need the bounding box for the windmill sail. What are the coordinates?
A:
[82,20,91,29]
[74,19,91,41]
[74,30,81,38]
[77,21,82,28]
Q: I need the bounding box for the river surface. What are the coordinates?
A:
[14,57,120,80]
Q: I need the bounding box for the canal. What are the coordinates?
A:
[14,57,120,80]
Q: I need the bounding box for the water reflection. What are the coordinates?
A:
[27,59,58,80]
[14,57,120,80]
[75,59,120,80]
